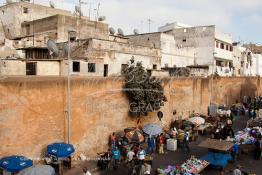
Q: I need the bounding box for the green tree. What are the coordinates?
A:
[123,59,167,118]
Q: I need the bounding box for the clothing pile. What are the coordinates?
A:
[180,157,209,174]
[247,117,262,128]
[156,158,209,175]
[234,127,262,144]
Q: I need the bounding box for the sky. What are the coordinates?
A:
[1,0,262,44]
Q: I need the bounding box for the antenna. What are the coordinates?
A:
[97,2,101,21]
[148,18,152,33]
[49,0,55,8]
[89,1,92,19]
[47,40,59,57]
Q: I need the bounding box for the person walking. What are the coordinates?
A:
[110,132,117,149]
[144,162,151,175]
[146,136,155,154]
[232,142,239,163]
[137,146,146,165]
[233,165,242,175]
[82,167,92,175]
[183,132,190,153]
[112,147,120,170]
[127,149,135,164]
[254,138,261,160]
[158,133,165,154]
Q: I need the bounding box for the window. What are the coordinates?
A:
[26,62,37,75]
[121,64,128,74]
[70,36,76,42]
[153,64,157,70]
[104,64,108,77]
[88,63,96,72]
[2,10,4,14]
[25,24,30,35]
[216,41,219,48]
[241,61,244,67]
[230,46,233,52]
[182,39,186,42]
[220,43,224,49]
[73,61,80,72]
[226,45,229,50]
[23,7,28,14]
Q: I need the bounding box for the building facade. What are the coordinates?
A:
[159,23,234,76]
[0,1,161,77]
[127,32,195,75]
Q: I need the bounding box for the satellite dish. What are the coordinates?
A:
[117,28,124,36]
[133,29,139,35]
[98,16,106,21]
[47,40,59,57]
[75,5,81,13]
[49,1,55,8]
[109,27,115,35]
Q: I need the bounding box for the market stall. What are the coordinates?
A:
[157,157,209,175]
[199,139,233,169]
[234,127,262,154]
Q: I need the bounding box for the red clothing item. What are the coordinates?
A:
[159,136,165,144]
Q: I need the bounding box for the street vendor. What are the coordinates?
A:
[146,136,155,154]
[254,137,261,160]
[170,127,178,138]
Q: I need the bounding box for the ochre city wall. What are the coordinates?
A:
[0,77,261,160]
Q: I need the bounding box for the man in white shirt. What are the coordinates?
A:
[233,165,242,175]
[137,147,146,165]
[127,150,135,162]
[82,167,92,175]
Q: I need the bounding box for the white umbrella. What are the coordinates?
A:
[187,117,205,126]
[18,165,55,175]
[143,124,162,136]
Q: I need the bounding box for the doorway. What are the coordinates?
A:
[104,64,108,77]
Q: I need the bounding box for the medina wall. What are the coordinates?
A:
[0,76,262,160]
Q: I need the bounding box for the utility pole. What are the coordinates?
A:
[89,1,93,19]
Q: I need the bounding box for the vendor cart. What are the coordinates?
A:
[198,138,233,169]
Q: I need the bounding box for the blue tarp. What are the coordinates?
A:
[200,152,231,169]
[47,142,75,158]
[0,156,33,173]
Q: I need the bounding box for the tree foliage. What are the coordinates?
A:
[123,59,167,118]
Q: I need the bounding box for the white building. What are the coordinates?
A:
[252,54,262,76]
[127,32,195,75]
[159,23,234,76]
